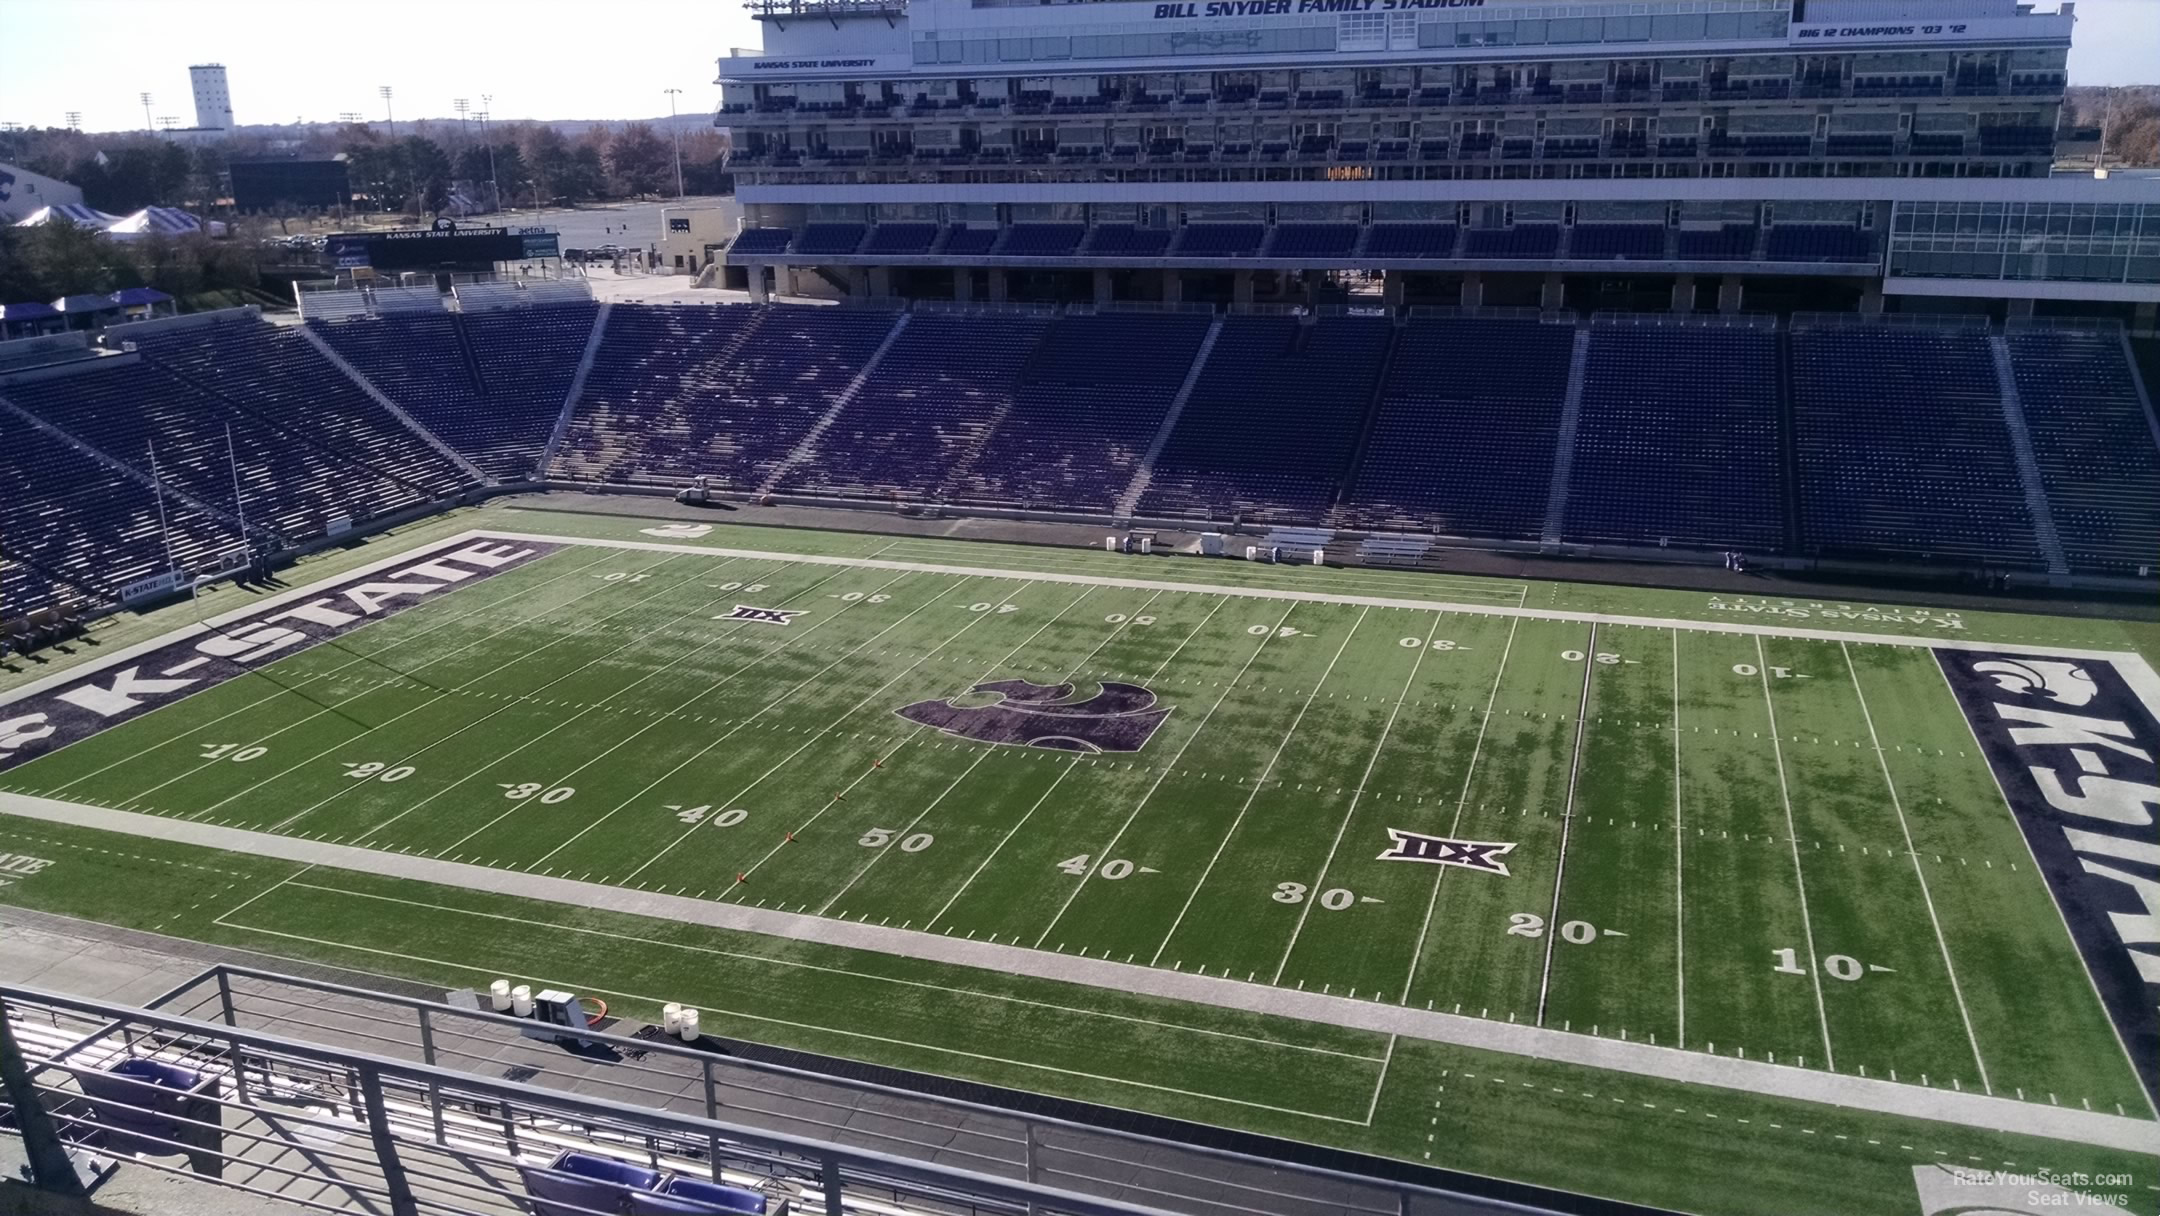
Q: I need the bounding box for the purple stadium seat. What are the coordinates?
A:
[2005,329,2160,575]
[521,1150,663,1216]
[70,1058,223,1175]
[633,1176,770,1213]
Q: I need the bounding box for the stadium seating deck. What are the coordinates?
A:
[1138,315,1392,522]
[2005,329,2160,575]
[1790,325,2041,567]
[458,301,600,479]
[560,304,898,489]
[1345,316,1574,538]
[1562,325,1785,551]
[0,411,240,611]
[784,312,1053,498]
[944,311,1213,512]
[1361,224,1458,259]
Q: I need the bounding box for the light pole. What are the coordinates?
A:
[664,88,686,198]
[140,92,154,131]
[64,111,80,131]
[338,111,362,126]
[379,85,395,140]
[453,97,469,144]
[480,94,500,212]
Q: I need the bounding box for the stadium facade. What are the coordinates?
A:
[714,0,2160,321]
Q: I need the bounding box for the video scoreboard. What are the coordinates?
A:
[326,225,561,270]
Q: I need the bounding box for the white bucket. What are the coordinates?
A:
[489,979,511,1012]
[679,1008,701,1041]
[662,1003,683,1034]
[511,984,533,1017]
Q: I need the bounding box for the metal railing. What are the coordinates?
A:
[2,978,1188,1216]
[3,965,1605,1216]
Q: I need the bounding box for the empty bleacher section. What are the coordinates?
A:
[1790,321,2040,567]
[312,314,493,471]
[998,224,1087,257]
[1562,321,1785,551]
[558,304,897,488]
[1676,225,1759,260]
[1138,315,1392,522]
[1462,225,1562,259]
[784,310,1053,498]
[123,318,473,510]
[1569,224,1665,260]
[944,310,1213,511]
[0,411,239,611]
[862,223,940,255]
[6,356,445,552]
[459,301,600,478]
[1345,314,1574,537]
[729,227,795,255]
[2005,327,2160,575]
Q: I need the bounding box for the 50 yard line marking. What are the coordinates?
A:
[1842,641,1989,1093]
[923,588,1175,930]
[1535,622,1598,1027]
[622,576,1034,882]
[1397,615,1520,1003]
[809,585,1099,913]
[1149,604,1371,967]
[1272,607,1442,984]
[1757,634,1834,1070]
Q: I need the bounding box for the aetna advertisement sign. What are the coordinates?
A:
[0,538,555,776]
[1937,649,2160,1111]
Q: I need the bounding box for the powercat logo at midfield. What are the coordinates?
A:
[1938,649,2160,1112]
[0,539,554,775]
[896,679,1171,753]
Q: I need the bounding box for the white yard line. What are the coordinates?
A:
[262,555,711,834]
[1928,656,2160,1121]
[923,590,1173,929]
[1535,623,1598,1027]
[1030,597,1271,950]
[619,575,1014,883]
[1397,616,1521,1003]
[208,912,1375,1127]
[1364,1034,1397,1126]
[1149,605,1371,968]
[1272,609,1442,984]
[518,569,922,871]
[1841,640,1991,1094]
[1756,635,1835,1071]
[267,878,1387,1063]
[171,555,730,823]
[1672,628,1685,1051]
[45,547,625,796]
[412,564,860,855]
[462,529,2160,669]
[805,583,1104,912]
[14,791,2149,1153]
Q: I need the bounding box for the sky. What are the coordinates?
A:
[0,0,2152,133]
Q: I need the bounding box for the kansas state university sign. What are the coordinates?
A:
[0,538,555,776]
[896,678,1172,753]
[1938,649,2160,1111]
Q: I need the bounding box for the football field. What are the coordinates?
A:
[1,513,2154,1214]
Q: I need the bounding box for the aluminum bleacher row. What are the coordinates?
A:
[4,303,2155,634]
[728,222,1876,263]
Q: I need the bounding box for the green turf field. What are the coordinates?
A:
[2,506,2154,1215]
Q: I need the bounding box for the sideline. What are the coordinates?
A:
[0,790,2152,1157]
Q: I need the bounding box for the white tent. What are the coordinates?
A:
[12,203,118,230]
[104,206,203,239]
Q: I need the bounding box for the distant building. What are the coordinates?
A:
[189,63,233,131]
[231,158,352,212]
[0,161,87,225]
